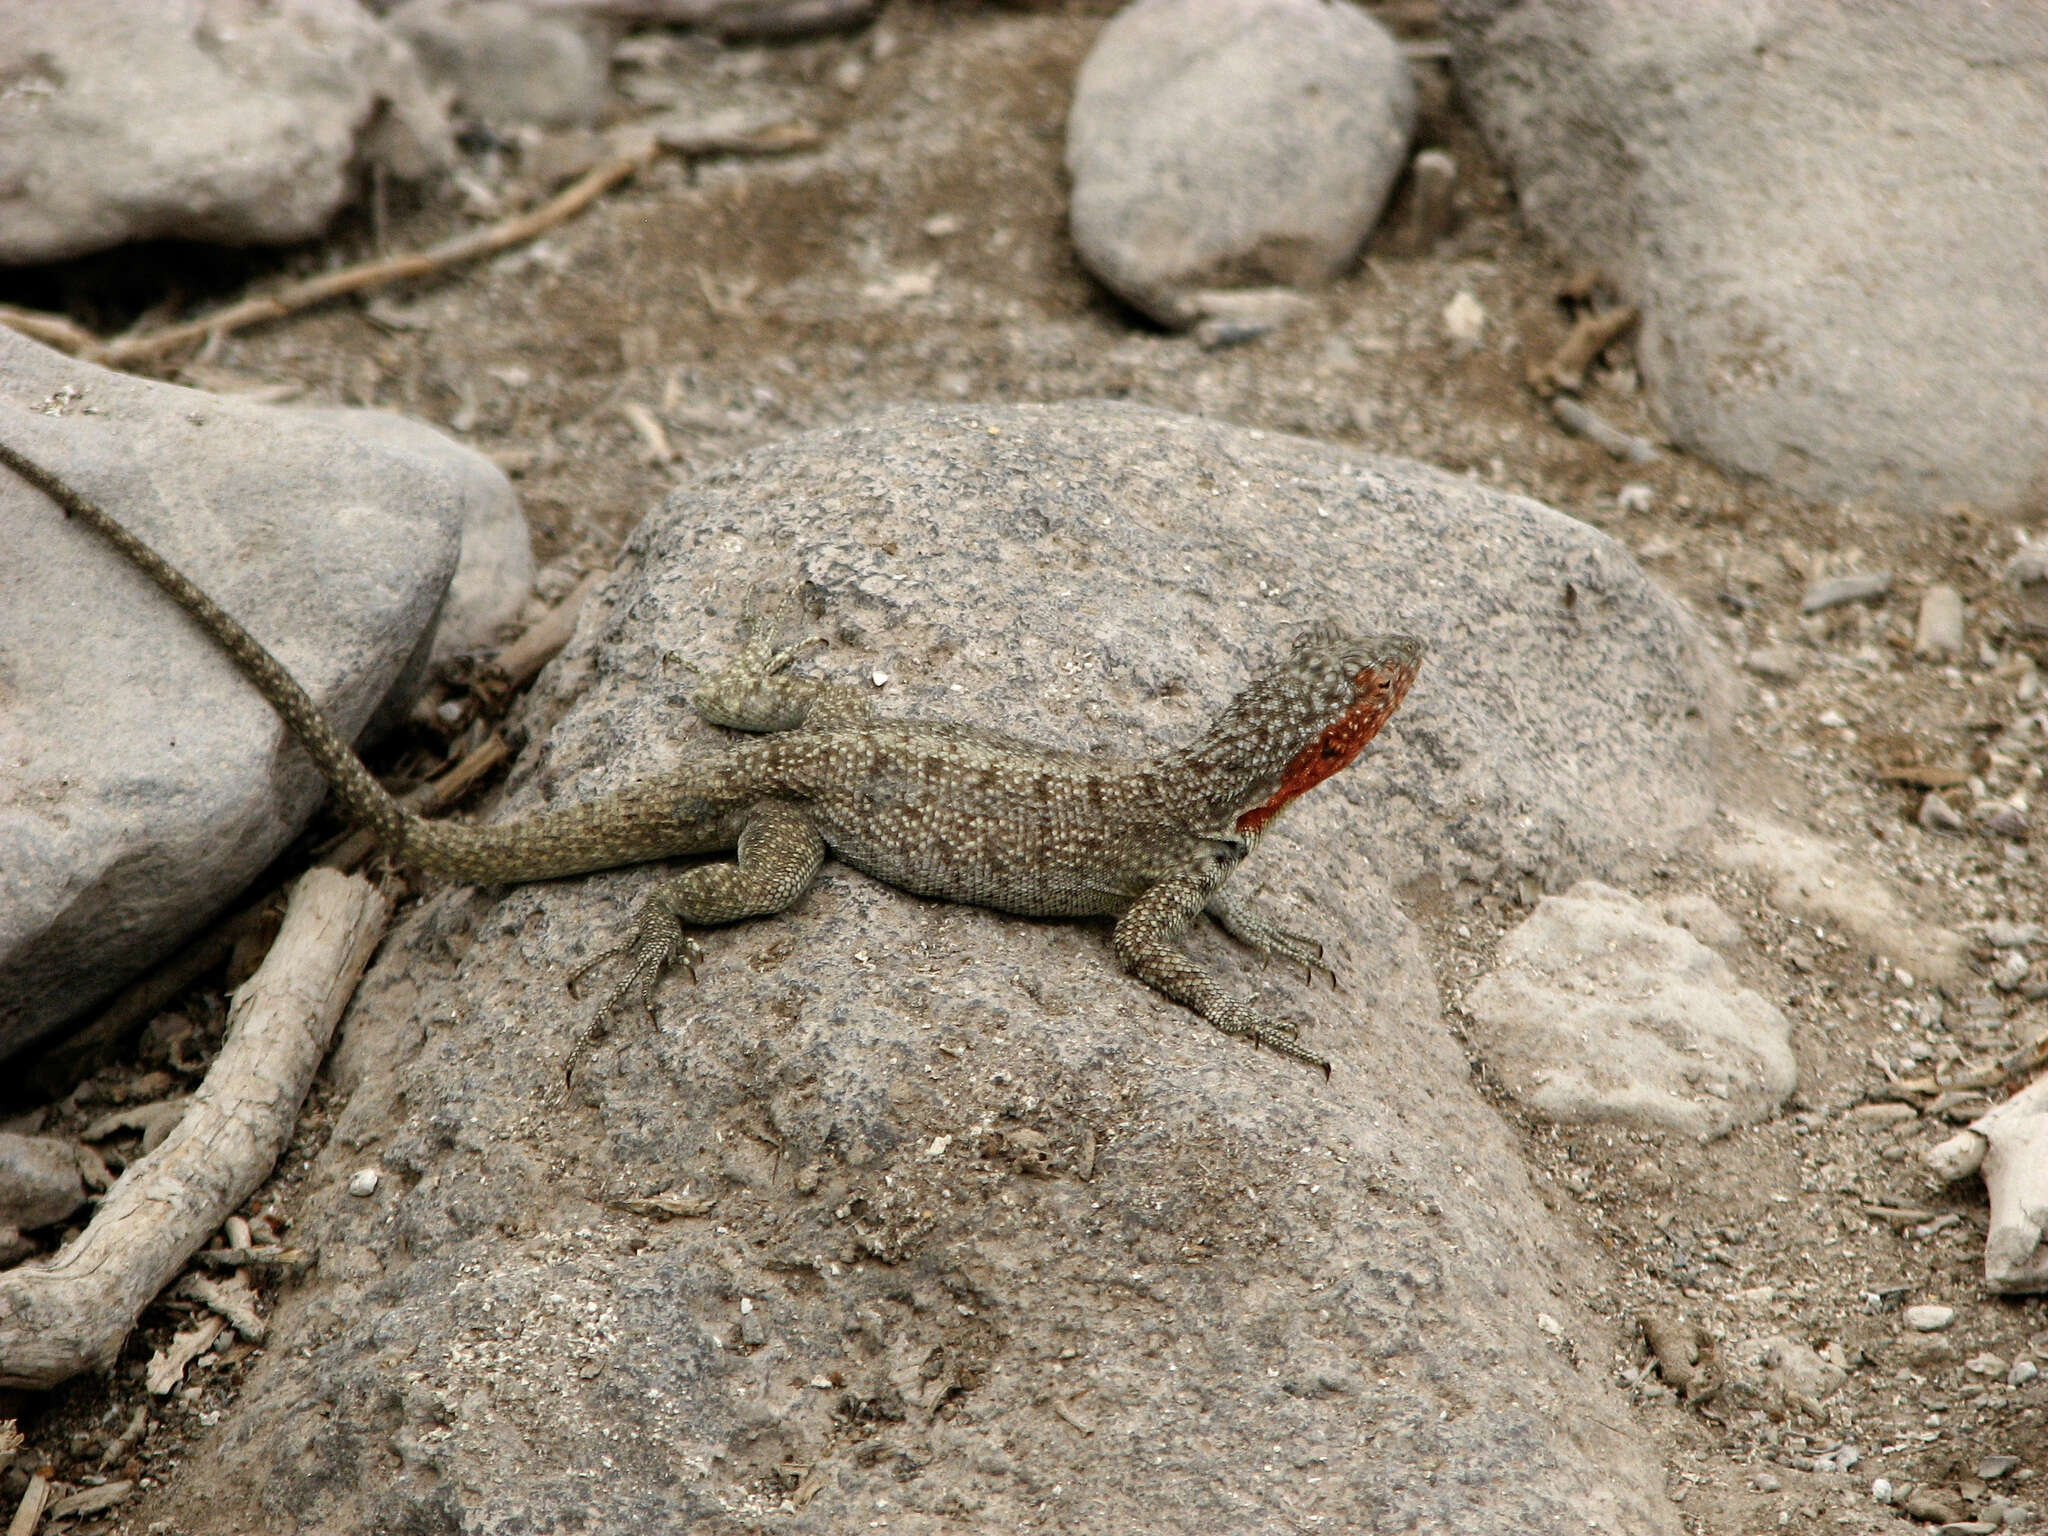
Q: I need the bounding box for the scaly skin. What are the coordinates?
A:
[3,440,1422,1073]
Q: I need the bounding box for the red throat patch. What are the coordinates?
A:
[1235,658,1418,835]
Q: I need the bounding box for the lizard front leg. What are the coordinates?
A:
[573,799,826,1039]
[1114,871,1331,1075]
[692,587,872,733]
[1205,887,1337,987]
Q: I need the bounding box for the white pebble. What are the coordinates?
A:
[2011,1359,2040,1386]
[1903,1303,1956,1332]
[347,1167,381,1198]
[1616,482,1654,513]
[1872,1477,1894,1503]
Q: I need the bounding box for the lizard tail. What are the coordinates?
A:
[3,439,438,867]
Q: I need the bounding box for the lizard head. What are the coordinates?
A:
[1176,624,1424,837]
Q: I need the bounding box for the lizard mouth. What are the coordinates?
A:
[1234,642,1422,835]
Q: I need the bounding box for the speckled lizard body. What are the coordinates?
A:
[3,441,1422,1073]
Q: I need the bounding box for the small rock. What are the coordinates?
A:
[0,1133,90,1231]
[1968,1352,2012,1376]
[1985,922,2044,949]
[2010,1359,2039,1386]
[1616,482,1655,513]
[1400,148,1458,250]
[1936,1523,1999,1535]
[1801,572,1893,612]
[1462,881,1798,1139]
[1992,952,2032,992]
[1443,289,1487,349]
[1065,0,1416,326]
[2007,540,2048,587]
[1818,707,1849,729]
[1921,793,1967,834]
[1846,1102,1919,1129]
[1761,1335,1848,1400]
[1979,1455,2020,1480]
[347,1168,381,1198]
[1743,645,1807,683]
[1751,1470,1783,1492]
[1873,1477,1896,1503]
[1902,1488,1964,1524]
[1915,584,1967,658]
[1978,801,2030,840]
[1904,1304,1958,1332]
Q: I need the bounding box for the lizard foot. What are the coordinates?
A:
[566,905,705,1042]
[1210,1001,1330,1077]
[1207,894,1339,988]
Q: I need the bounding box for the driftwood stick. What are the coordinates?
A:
[71,139,659,368]
[0,869,388,1390]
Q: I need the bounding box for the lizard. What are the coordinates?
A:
[1,438,1423,1074]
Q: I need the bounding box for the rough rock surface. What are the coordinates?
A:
[388,0,613,128]
[1066,0,1415,326]
[1444,0,2048,516]
[144,403,1691,1534]
[0,0,451,265]
[1464,881,1797,1139]
[0,330,532,1061]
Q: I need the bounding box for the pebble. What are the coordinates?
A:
[1984,921,2043,948]
[1902,1488,1963,1523]
[1616,482,1654,513]
[1993,952,2031,991]
[1751,1470,1782,1492]
[1872,1476,1895,1503]
[347,1168,381,1198]
[1979,801,2030,839]
[1921,792,1967,834]
[1801,571,1892,612]
[1978,1455,2020,1480]
[2011,1359,2040,1386]
[1967,1352,2011,1376]
[1903,1304,1957,1332]
[1443,289,1486,349]
[1915,583,1967,657]
[1744,645,1807,683]
[1818,708,1849,728]
[1846,1101,1919,1128]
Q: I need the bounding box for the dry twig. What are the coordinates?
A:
[0,869,389,1390]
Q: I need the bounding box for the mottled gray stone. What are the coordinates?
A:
[1465,881,1797,1139]
[142,402,1692,1534]
[1446,0,2048,517]
[0,329,531,1061]
[388,0,613,128]
[1067,0,1415,326]
[0,0,451,264]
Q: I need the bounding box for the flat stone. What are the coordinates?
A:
[1846,1102,1919,1129]
[1915,584,1967,658]
[1801,572,1893,613]
[1921,792,1968,835]
[1903,1304,1958,1332]
[388,0,611,128]
[1743,644,1807,683]
[1464,880,1797,1138]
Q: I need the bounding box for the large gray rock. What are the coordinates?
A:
[0,329,532,1062]
[1067,0,1415,326]
[136,403,1696,1534]
[1464,881,1798,1139]
[1445,0,2048,516]
[0,0,452,264]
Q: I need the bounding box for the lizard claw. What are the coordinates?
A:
[563,906,704,1081]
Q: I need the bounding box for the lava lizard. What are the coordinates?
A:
[2,440,1422,1074]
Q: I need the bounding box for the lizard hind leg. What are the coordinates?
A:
[564,800,827,1072]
